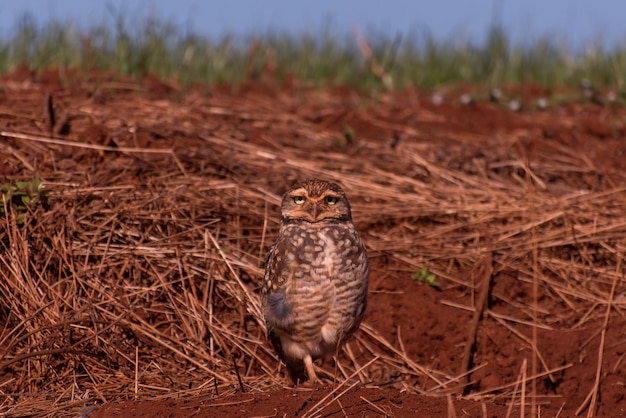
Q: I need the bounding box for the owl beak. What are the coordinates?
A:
[310,204,318,220]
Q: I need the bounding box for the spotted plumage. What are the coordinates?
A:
[262,179,369,383]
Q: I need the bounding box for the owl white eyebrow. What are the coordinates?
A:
[311,191,341,200]
[287,188,308,197]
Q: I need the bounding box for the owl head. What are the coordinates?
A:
[281,179,352,223]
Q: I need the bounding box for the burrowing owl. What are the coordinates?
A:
[262,179,369,383]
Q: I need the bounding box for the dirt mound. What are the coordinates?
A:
[1,68,625,417]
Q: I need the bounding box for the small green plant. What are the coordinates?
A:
[0,177,49,223]
[337,123,357,148]
[411,267,440,289]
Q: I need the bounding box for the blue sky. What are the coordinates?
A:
[0,0,625,48]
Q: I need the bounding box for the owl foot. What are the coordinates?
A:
[303,355,318,383]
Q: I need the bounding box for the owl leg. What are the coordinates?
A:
[303,355,318,382]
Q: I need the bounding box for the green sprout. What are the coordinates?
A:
[411,267,440,289]
[0,177,49,223]
[337,123,357,148]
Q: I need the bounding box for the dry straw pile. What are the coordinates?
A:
[0,78,625,417]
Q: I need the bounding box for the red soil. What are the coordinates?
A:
[1,67,626,418]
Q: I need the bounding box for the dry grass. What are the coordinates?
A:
[0,78,625,417]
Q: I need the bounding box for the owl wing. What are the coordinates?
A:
[262,244,295,341]
[262,246,295,368]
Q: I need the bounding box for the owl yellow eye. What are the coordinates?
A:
[324,196,338,205]
[293,196,306,205]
